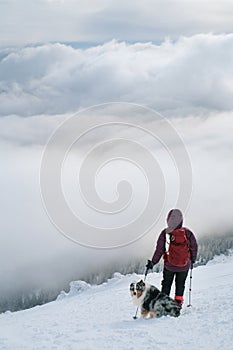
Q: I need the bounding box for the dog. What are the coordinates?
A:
[130,280,181,318]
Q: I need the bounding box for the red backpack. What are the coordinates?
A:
[164,228,190,267]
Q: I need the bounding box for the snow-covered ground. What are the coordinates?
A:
[0,253,233,350]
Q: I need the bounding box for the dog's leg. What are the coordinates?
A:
[141,310,149,318]
[149,311,157,318]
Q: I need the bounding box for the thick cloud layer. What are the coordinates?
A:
[0,110,233,302]
[1,34,233,116]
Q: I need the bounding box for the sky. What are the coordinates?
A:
[0,1,233,302]
[0,0,233,45]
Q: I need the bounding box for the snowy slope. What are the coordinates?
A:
[0,253,233,350]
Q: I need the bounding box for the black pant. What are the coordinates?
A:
[161,268,189,297]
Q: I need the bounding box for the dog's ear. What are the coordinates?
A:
[139,280,145,286]
[130,282,135,290]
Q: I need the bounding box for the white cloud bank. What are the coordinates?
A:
[0,34,233,116]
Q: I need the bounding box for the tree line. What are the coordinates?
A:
[1,231,232,313]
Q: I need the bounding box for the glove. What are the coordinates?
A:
[146,260,154,271]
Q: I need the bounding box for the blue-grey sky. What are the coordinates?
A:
[0,0,233,46]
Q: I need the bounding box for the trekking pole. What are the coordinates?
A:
[133,268,148,320]
[187,267,193,307]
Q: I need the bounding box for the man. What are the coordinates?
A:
[146,209,198,307]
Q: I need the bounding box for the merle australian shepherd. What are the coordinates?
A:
[130,280,181,318]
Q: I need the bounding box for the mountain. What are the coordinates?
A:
[0,251,232,350]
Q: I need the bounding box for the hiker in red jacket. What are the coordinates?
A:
[146,209,198,307]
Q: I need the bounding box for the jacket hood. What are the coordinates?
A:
[167,209,183,231]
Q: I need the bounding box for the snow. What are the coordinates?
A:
[0,253,233,350]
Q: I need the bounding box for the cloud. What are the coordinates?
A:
[171,112,233,235]
[0,34,233,116]
[0,110,232,303]
[86,0,233,42]
[0,128,146,306]
[0,0,233,45]
[0,0,108,46]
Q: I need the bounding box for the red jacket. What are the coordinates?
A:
[152,228,198,272]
